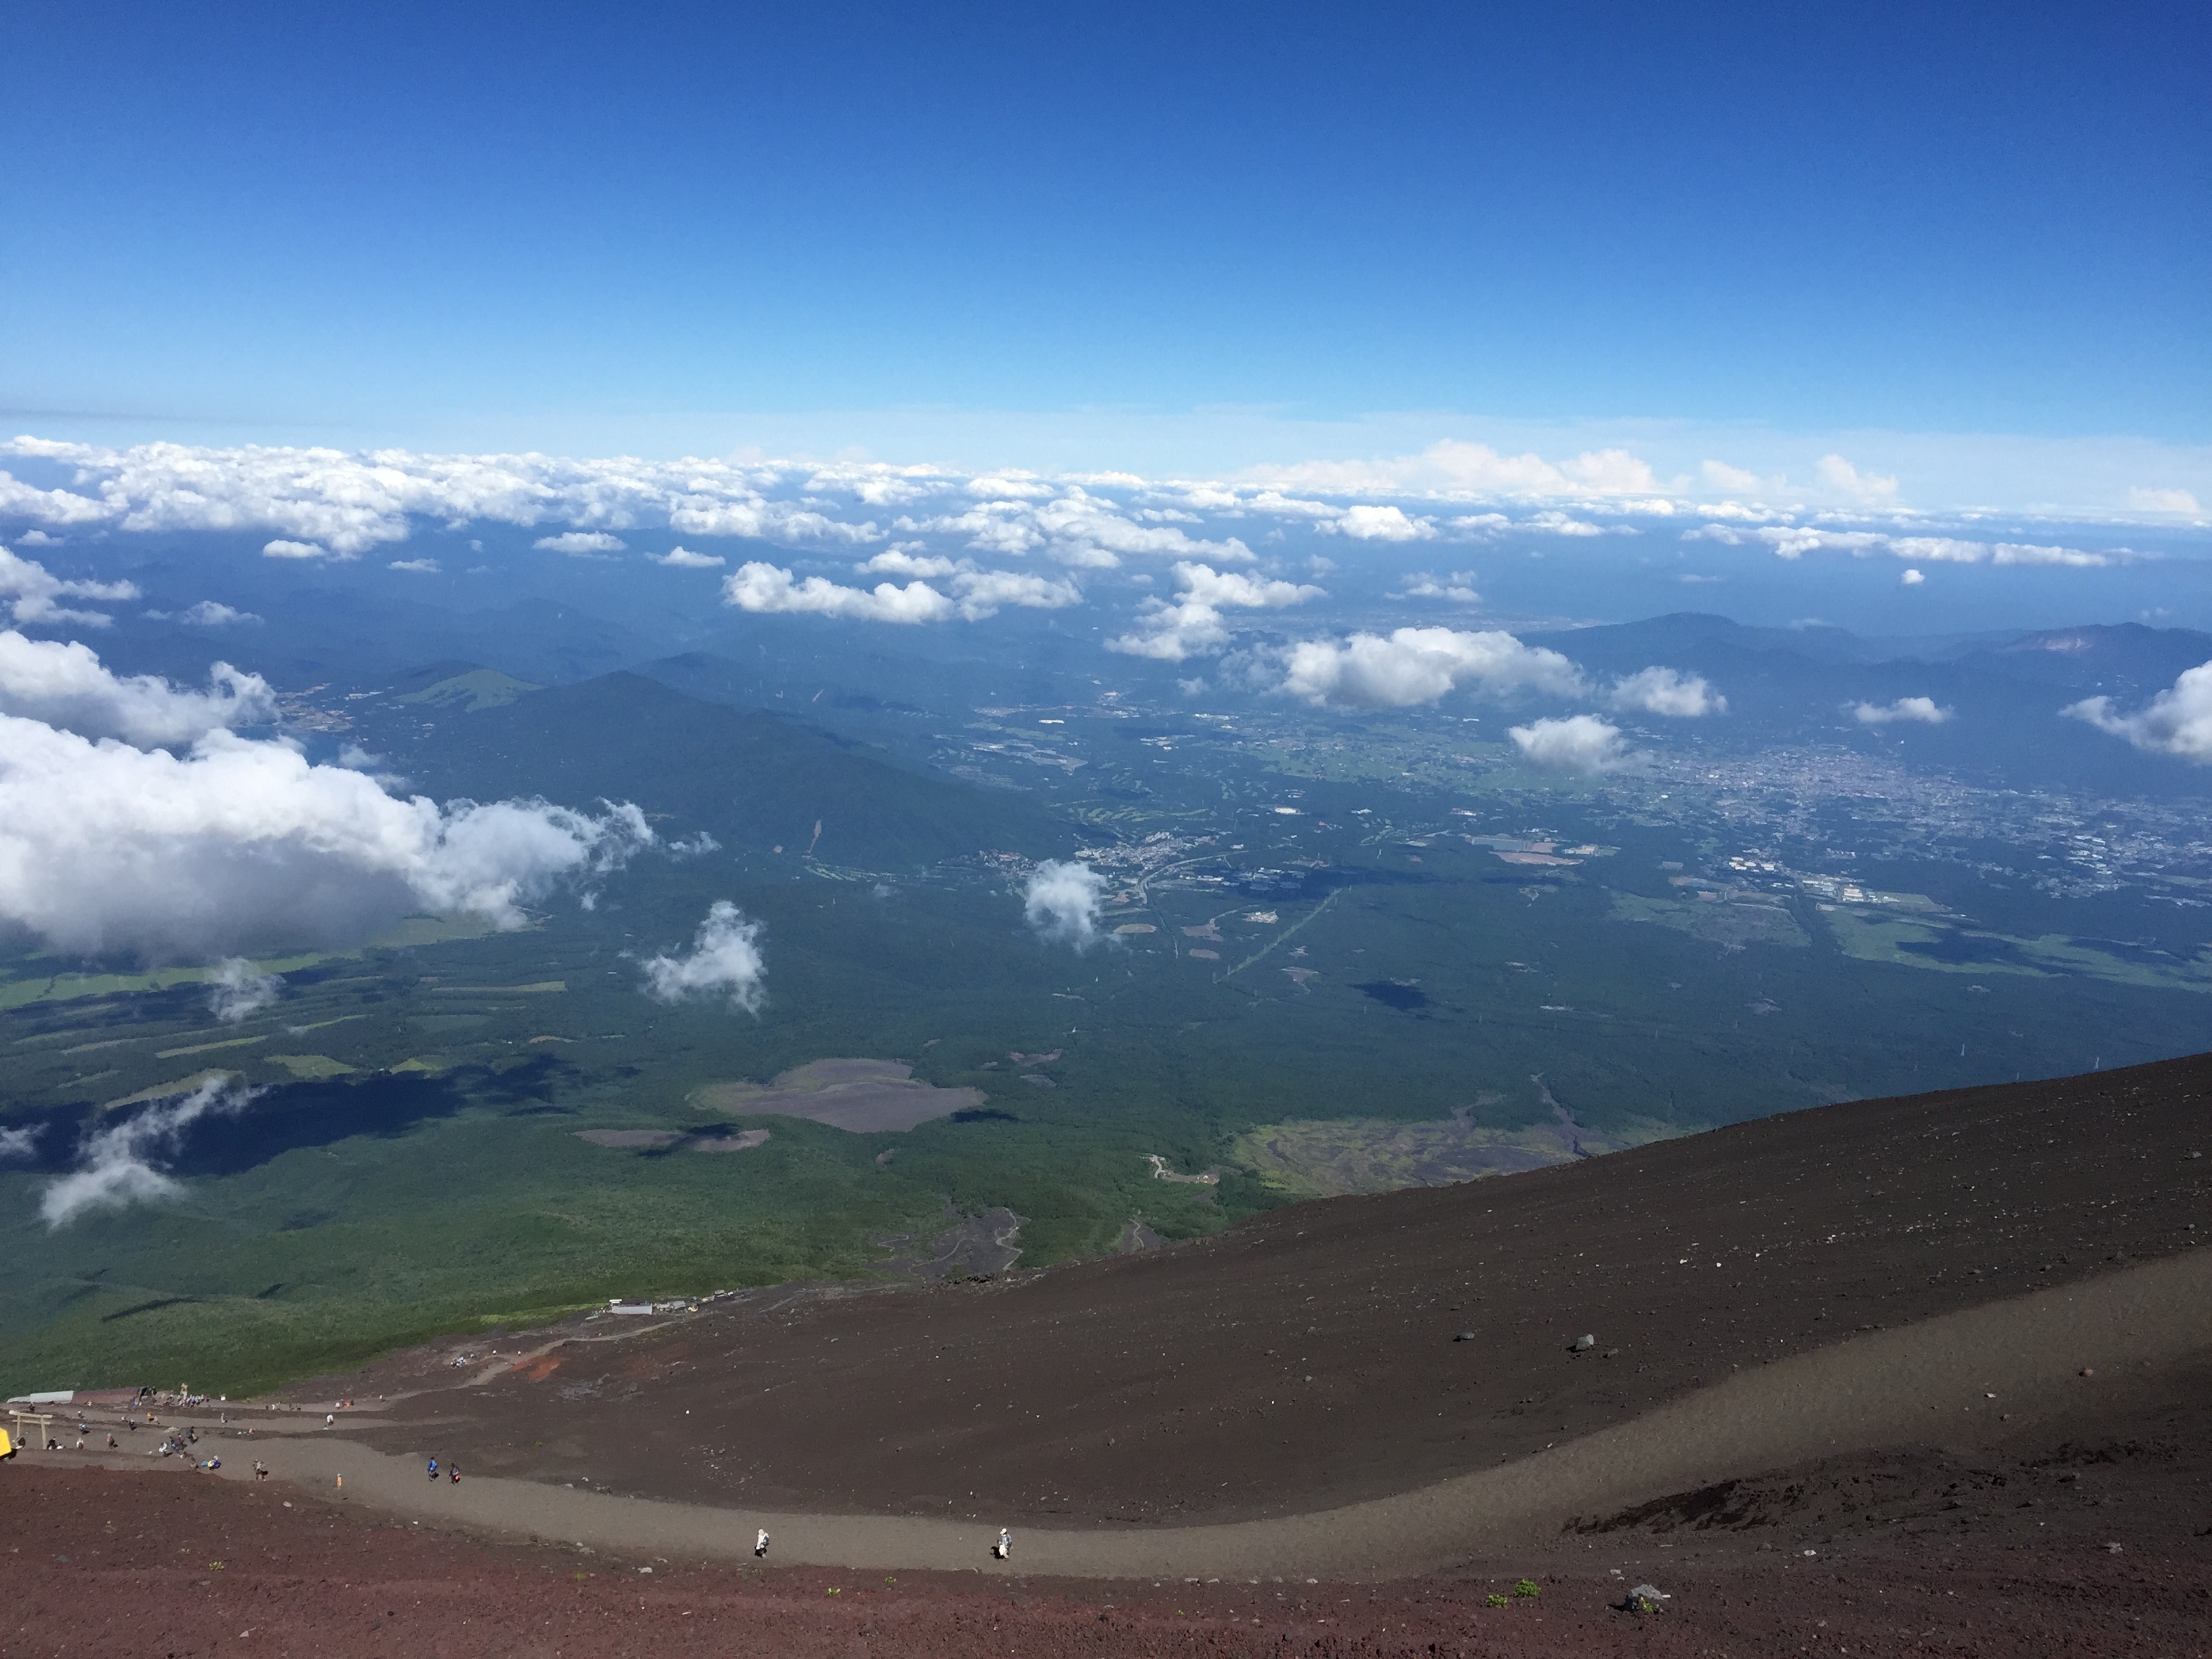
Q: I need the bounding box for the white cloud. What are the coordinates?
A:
[1900,567,1925,586]
[0,630,276,745]
[0,436,883,557]
[2127,487,2200,515]
[41,1075,253,1227]
[950,569,1083,619]
[1609,667,1725,717]
[1398,571,1481,603]
[1248,439,1658,499]
[721,561,954,624]
[389,558,441,573]
[640,901,766,1010]
[0,712,650,959]
[0,1122,41,1160]
[1509,714,1635,774]
[899,488,1256,569]
[1024,859,1107,950]
[2066,661,2212,762]
[857,546,960,578]
[1689,524,2114,568]
[209,957,283,1022]
[1107,562,1319,660]
[14,529,63,547]
[1521,510,1612,537]
[1,547,138,628]
[1700,459,1763,493]
[535,531,627,555]
[179,600,258,626]
[655,546,724,569]
[1278,626,1584,708]
[1816,454,1901,504]
[1322,504,1435,541]
[1852,697,1952,725]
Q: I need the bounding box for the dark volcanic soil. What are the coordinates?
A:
[326,1052,2209,1525]
[10,1461,2209,1658]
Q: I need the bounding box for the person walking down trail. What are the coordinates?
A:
[427,1458,438,1481]
[253,1461,268,1481]
[994,1528,1012,1561]
[754,1529,770,1559]
[449,1462,460,1484]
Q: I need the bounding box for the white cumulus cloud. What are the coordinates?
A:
[1398,571,1482,603]
[1024,859,1107,950]
[208,958,283,1022]
[1278,626,1584,709]
[41,1076,254,1227]
[178,600,259,626]
[1,547,138,628]
[2066,661,2212,762]
[655,546,724,569]
[1322,504,1436,541]
[950,569,1083,619]
[1509,714,1636,774]
[2127,487,2200,515]
[0,631,276,745]
[1853,696,1952,725]
[640,901,766,1010]
[721,561,954,624]
[0,714,651,959]
[1107,561,1320,661]
[1609,667,1725,717]
[263,539,337,560]
[535,531,627,555]
[857,546,961,578]
[1816,454,1901,504]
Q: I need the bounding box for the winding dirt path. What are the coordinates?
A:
[198,1245,2210,1580]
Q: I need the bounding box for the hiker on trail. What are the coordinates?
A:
[994,1528,1012,1561]
[754,1529,770,1558]
[107,1435,117,1450]
[427,1457,438,1481]
[325,1414,335,1429]
[449,1462,460,1485]
[254,1461,268,1481]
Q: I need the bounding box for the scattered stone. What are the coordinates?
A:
[1618,1583,1669,1614]
[1572,1334,1596,1351]
[1454,1331,1476,1343]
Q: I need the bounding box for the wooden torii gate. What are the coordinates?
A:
[7,1410,56,1451]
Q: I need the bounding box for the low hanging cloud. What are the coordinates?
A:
[0,631,276,745]
[1397,571,1481,603]
[1024,859,1107,950]
[1,547,139,628]
[2066,661,2212,762]
[1814,454,1901,504]
[640,901,767,1010]
[209,958,283,1022]
[0,1122,42,1160]
[263,538,337,560]
[1246,438,1659,499]
[41,1076,254,1227]
[1609,666,1725,717]
[1509,714,1637,774]
[1853,696,1952,726]
[1108,561,1322,660]
[0,712,651,959]
[1321,504,1437,541]
[722,561,954,623]
[535,531,627,555]
[951,569,1082,619]
[655,546,724,569]
[1278,626,1583,708]
[1688,524,2115,568]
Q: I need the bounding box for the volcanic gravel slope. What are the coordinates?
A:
[341,1052,2211,1525]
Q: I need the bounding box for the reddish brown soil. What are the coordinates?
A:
[10,1461,2209,1658]
[326,1053,2209,1525]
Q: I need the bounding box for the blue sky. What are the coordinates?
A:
[3,1,2207,502]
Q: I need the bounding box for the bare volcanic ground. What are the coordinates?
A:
[9,1448,2211,1658]
[324,1052,2212,1530]
[689,1057,984,1132]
